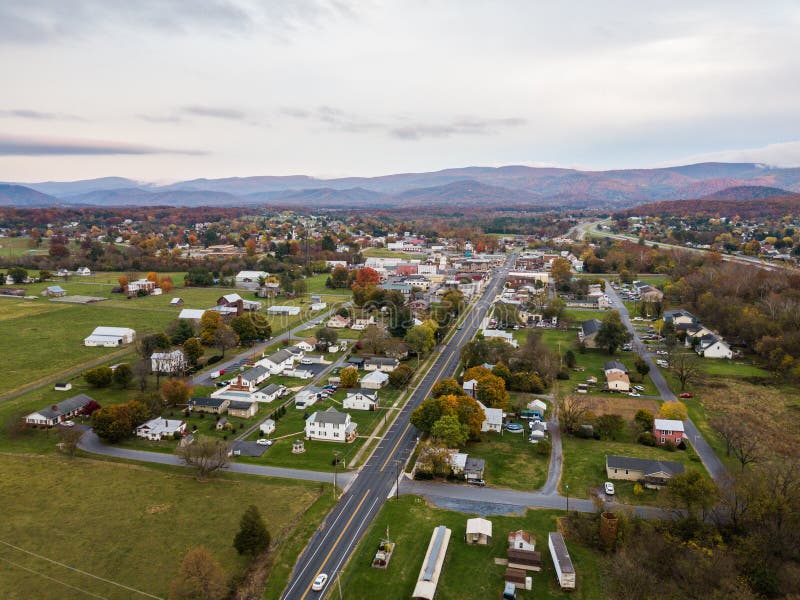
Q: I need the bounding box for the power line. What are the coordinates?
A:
[0,555,108,599]
[0,540,163,599]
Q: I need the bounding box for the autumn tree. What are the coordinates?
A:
[91,401,150,443]
[431,378,465,398]
[660,401,688,421]
[84,366,113,387]
[339,366,359,388]
[410,394,484,440]
[233,505,271,557]
[359,324,387,354]
[550,257,572,289]
[559,395,590,434]
[169,546,227,600]
[476,374,509,409]
[666,469,718,521]
[354,267,380,286]
[176,436,230,480]
[315,326,338,347]
[160,276,174,292]
[59,427,84,457]
[161,378,193,407]
[200,311,222,345]
[405,324,436,363]
[183,337,204,366]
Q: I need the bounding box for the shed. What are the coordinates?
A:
[465,518,492,545]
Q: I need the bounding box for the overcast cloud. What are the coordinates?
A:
[0,1,798,181]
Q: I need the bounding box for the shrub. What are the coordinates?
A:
[535,438,552,455]
[556,368,570,380]
[663,440,677,452]
[633,483,644,496]
[206,355,221,366]
[677,440,687,450]
[637,431,656,446]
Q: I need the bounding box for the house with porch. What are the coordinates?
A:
[24,394,95,427]
[343,389,379,411]
[136,418,185,440]
[305,407,358,442]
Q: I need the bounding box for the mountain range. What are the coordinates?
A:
[3,163,800,209]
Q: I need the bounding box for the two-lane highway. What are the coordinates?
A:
[280,254,515,599]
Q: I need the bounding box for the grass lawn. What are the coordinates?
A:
[0,236,49,258]
[563,308,606,324]
[0,453,327,600]
[464,430,549,490]
[697,359,768,378]
[341,495,606,600]
[560,434,707,506]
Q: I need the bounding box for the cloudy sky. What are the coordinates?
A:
[1,0,799,182]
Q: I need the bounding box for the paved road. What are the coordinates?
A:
[280,254,516,600]
[77,429,353,485]
[191,305,345,386]
[603,282,728,482]
[400,479,671,520]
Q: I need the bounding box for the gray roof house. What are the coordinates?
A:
[578,319,602,348]
[603,360,628,374]
[605,455,685,488]
[25,394,95,427]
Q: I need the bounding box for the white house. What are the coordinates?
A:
[310,302,327,311]
[252,383,283,403]
[360,370,389,390]
[696,335,733,359]
[364,357,399,372]
[305,407,358,442]
[76,267,91,276]
[343,389,379,411]
[24,394,94,427]
[295,387,325,409]
[150,349,187,374]
[258,349,295,374]
[238,365,270,390]
[235,270,268,289]
[463,378,478,398]
[136,418,185,440]
[508,530,536,552]
[481,329,519,348]
[351,318,375,331]
[477,400,503,433]
[326,314,350,328]
[259,419,276,435]
[295,338,316,352]
[84,326,136,347]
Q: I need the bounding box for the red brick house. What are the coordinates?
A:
[653,419,686,446]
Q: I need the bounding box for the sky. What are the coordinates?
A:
[1,0,799,183]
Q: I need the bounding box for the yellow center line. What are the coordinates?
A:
[299,489,371,600]
[380,422,412,472]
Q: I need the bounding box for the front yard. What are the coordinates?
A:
[464,429,549,491]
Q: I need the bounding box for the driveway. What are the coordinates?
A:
[603,281,728,482]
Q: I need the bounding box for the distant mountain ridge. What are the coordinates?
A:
[4,162,800,208]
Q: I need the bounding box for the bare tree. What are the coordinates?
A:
[359,324,387,355]
[559,395,590,434]
[214,324,239,358]
[668,350,702,390]
[133,358,150,392]
[58,427,84,457]
[176,436,230,480]
[728,423,764,472]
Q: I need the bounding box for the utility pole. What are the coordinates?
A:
[333,450,340,499]
[566,483,570,512]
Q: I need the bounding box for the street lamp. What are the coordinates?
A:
[394,459,401,500]
[565,484,570,512]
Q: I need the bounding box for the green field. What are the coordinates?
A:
[0,453,331,600]
[464,430,549,490]
[342,496,605,600]
[0,236,49,258]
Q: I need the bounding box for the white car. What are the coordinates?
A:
[311,573,328,591]
[256,439,272,446]
[628,391,641,397]
[300,358,313,365]
[633,385,644,391]
[61,420,75,427]
[604,482,615,495]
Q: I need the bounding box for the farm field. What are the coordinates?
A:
[341,496,605,600]
[0,453,331,600]
[361,247,422,260]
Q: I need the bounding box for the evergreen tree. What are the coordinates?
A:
[233,505,270,556]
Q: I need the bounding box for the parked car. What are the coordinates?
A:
[604,482,615,495]
[61,420,75,427]
[256,439,272,446]
[628,391,641,397]
[679,392,694,398]
[311,573,328,591]
[633,385,644,391]
[300,358,313,365]
[468,479,486,487]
